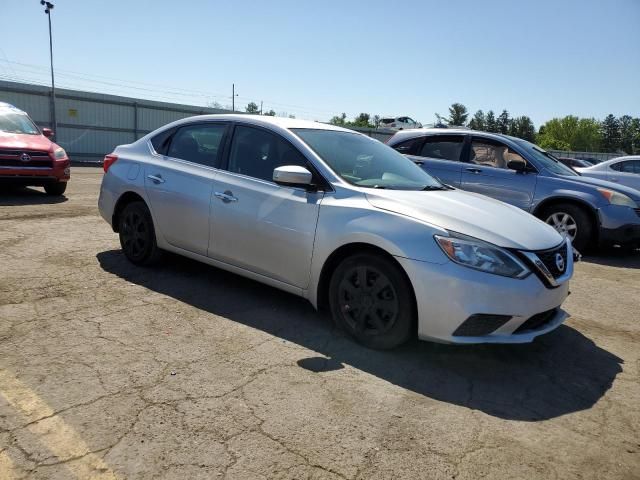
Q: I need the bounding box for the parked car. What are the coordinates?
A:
[99,115,574,349]
[387,129,640,251]
[0,102,70,195]
[575,156,640,192]
[557,157,593,169]
[378,116,422,130]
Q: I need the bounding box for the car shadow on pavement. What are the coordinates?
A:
[97,249,623,422]
[0,186,68,205]
[582,248,640,269]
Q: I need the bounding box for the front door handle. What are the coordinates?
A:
[214,190,238,203]
[465,167,482,174]
[147,174,165,184]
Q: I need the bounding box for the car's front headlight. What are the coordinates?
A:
[597,188,637,208]
[434,233,530,278]
[53,147,67,160]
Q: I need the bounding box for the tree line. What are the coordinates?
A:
[328,103,640,154]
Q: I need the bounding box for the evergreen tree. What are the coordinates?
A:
[447,103,469,126]
[619,115,634,154]
[509,116,536,142]
[485,110,498,133]
[468,110,485,131]
[601,114,621,152]
[497,110,511,134]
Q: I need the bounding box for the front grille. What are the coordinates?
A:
[514,308,558,334]
[534,242,568,279]
[0,149,52,169]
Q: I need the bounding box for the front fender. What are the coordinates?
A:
[307,193,449,307]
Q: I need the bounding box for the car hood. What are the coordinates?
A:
[557,174,640,200]
[0,131,54,151]
[365,189,563,251]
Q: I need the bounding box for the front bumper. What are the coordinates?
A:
[396,254,571,344]
[0,160,70,184]
[598,204,640,246]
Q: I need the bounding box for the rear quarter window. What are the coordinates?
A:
[150,127,177,155]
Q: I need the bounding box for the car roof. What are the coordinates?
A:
[388,128,518,144]
[158,114,356,134]
[0,102,26,114]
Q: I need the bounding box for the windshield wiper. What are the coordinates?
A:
[421,185,447,191]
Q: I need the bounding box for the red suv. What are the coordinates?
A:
[0,102,70,196]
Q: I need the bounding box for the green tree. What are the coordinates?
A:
[352,113,373,128]
[468,110,485,131]
[619,115,634,154]
[497,110,511,134]
[447,103,468,126]
[263,109,276,116]
[373,115,381,128]
[631,118,640,154]
[485,110,498,133]
[537,116,602,152]
[330,113,347,126]
[245,102,259,114]
[601,114,621,152]
[509,116,536,142]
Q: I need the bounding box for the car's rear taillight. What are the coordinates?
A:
[103,154,118,172]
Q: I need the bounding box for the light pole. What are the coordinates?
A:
[41,1,56,138]
[231,83,238,112]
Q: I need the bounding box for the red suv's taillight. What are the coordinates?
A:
[103,154,118,172]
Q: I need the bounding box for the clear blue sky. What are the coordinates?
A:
[1,0,639,127]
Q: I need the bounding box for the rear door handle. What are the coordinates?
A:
[214,191,238,203]
[147,174,165,184]
[465,167,482,174]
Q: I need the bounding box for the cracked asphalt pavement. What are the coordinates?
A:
[1,168,639,479]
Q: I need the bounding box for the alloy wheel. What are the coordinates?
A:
[546,212,578,241]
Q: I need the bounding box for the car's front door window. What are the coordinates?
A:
[227,125,307,182]
[470,138,526,169]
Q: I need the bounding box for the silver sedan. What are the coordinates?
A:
[576,156,640,192]
[98,115,574,349]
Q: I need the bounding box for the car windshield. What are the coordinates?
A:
[514,139,579,176]
[0,110,40,135]
[293,128,444,190]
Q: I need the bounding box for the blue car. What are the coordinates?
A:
[387,129,640,251]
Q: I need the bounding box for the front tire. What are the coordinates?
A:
[540,203,594,252]
[44,182,67,196]
[329,253,414,350]
[118,201,162,266]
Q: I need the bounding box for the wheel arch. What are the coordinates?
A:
[532,196,600,241]
[315,243,418,324]
[111,191,147,232]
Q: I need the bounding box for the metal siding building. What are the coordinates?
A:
[0,80,230,162]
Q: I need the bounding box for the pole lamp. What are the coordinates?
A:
[41,1,56,138]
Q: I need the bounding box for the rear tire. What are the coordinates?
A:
[44,182,67,196]
[329,253,414,350]
[118,201,162,266]
[540,203,594,252]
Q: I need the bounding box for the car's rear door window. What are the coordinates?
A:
[418,135,464,162]
[226,125,307,182]
[391,137,420,154]
[614,160,640,173]
[167,123,227,168]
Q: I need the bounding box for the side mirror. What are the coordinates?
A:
[507,159,527,173]
[273,165,313,188]
[42,128,54,138]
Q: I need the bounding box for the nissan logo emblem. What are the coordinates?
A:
[555,253,565,272]
[20,153,31,162]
